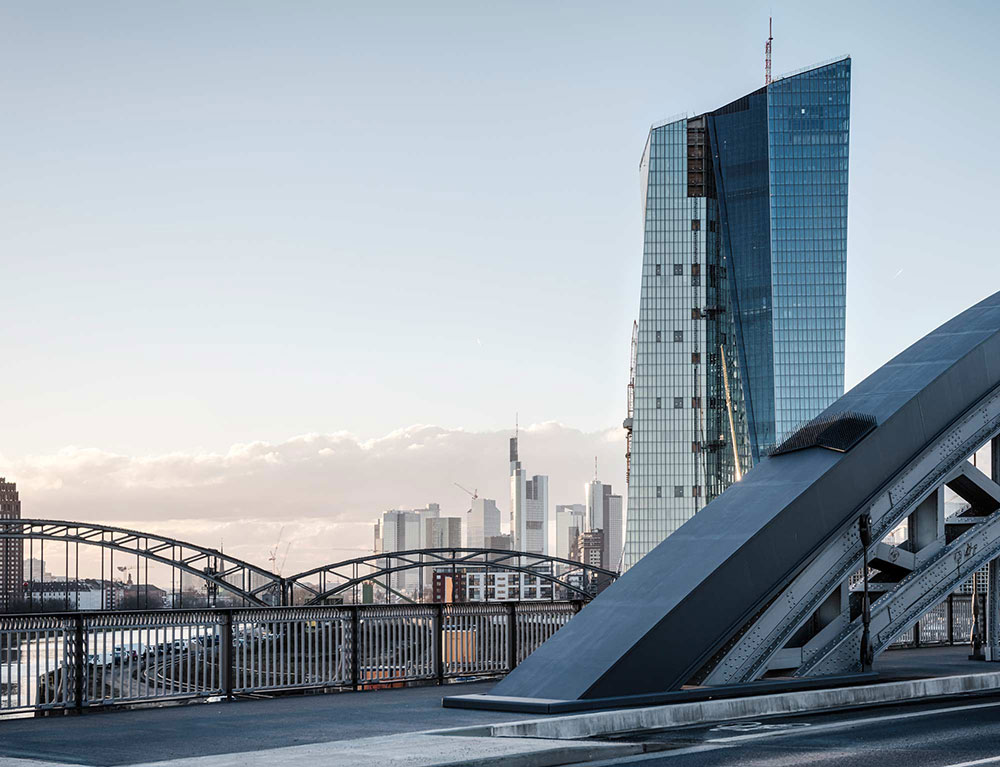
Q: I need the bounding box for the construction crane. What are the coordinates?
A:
[624,320,638,483]
[453,482,478,512]
[765,17,773,85]
[268,526,285,574]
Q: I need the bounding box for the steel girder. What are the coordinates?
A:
[0,521,618,608]
[286,548,618,604]
[703,381,1000,683]
[0,519,281,606]
[484,290,1000,704]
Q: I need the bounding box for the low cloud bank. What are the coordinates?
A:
[1,423,625,574]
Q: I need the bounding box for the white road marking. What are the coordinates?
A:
[705,698,1000,744]
[568,698,1000,766]
[938,756,1000,767]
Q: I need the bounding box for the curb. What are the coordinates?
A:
[481,671,1000,740]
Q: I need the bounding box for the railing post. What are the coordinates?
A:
[948,594,955,645]
[506,602,517,672]
[220,609,234,700]
[351,605,360,691]
[435,603,445,685]
[73,613,85,713]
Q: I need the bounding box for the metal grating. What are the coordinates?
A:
[770,411,878,456]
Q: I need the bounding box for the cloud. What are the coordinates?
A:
[0,423,626,575]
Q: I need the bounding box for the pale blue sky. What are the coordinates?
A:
[2,0,997,460]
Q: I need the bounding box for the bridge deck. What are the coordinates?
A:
[0,648,989,767]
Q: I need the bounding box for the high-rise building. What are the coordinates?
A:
[0,478,23,612]
[583,481,623,571]
[554,504,586,561]
[573,530,605,570]
[425,516,462,549]
[486,533,513,551]
[509,436,548,555]
[375,503,441,595]
[605,494,623,572]
[624,57,850,570]
[464,498,501,549]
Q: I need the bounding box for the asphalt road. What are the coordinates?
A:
[584,698,1000,767]
[0,680,533,766]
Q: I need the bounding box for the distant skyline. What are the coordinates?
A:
[1,1,996,570]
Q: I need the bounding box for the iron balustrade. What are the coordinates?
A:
[0,601,582,715]
[887,594,976,649]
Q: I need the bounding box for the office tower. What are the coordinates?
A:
[375,503,441,594]
[486,533,513,551]
[585,480,612,533]
[0,478,22,612]
[425,516,462,549]
[509,435,548,555]
[573,530,605,569]
[583,481,624,570]
[624,57,850,570]
[464,498,501,549]
[555,504,586,561]
[605,494,623,572]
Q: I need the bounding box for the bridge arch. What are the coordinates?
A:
[286,549,618,604]
[0,519,281,607]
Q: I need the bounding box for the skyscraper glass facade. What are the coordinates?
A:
[623,58,850,571]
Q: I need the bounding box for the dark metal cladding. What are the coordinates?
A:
[771,411,878,456]
[490,290,1000,702]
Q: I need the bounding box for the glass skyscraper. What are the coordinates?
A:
[623,57,850,570]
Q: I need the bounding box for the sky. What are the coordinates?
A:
[1,1,997,573]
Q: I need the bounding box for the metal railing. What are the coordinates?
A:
[888,594,975,649]
[0,601,580,715]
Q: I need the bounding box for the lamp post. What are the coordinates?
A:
[859,513,874,672]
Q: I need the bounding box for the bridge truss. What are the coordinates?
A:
[286,548,618,605]
[703,401,1000,683]
[0,519,282,608]
[0,521,618,610]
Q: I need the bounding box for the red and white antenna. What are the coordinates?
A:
[765,17,773,85]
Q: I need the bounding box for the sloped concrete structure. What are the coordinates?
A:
[476,290,1000,705]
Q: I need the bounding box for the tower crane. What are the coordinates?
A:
[268,526,285,574]
[453,482,479,512]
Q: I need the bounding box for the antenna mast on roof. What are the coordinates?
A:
[765,17,773,85]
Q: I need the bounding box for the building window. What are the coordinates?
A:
[673,264,683,276]
[655,330,661,342]
[691,275,700,287]
[691,263,701,276]
[692,441,701,453]
[674,486,684,498]
[655,264,662,276]
[691,219,700,231]
[709,220,717,232]
[691,352,701,364]
[656,397,661,409]
[693,485,702,498]
[656,486,662,498]
[674,397,683,409]
[674,330,683,343]
[692,397,702,409]
[691,307,702,320]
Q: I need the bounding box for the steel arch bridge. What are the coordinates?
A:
[0,519,283,607]
[286,548,618,605]
[0,520,618,608]
[487,289,1000,706]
